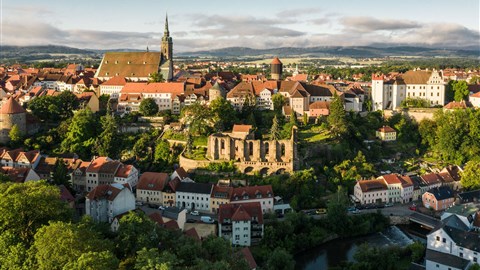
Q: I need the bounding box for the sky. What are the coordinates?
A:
[1,0,479,52]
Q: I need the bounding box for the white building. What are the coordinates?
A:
[354,179,388,205]
[113,164,139,188]
[85,183,135,223]
[136,172,169,205]
[230,186,274,214]
[426,214,479,270]
[470,92,480,108]
[218,202,264,246]
[175,182,213,212]
[371,69,446,110]
[99,76,127,99]
[378,174,414,203]
[118,82,184,113]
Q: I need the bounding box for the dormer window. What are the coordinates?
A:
[143,61,147,64]
[105,61,109,64]
[105,72,109,76]
[127,61,131,64]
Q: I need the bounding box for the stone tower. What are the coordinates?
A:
[160,14,174,81]
[271,56,283,80]
[209,81,226,102]
[0,97,27,144]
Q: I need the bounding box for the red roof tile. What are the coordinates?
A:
[218,202,263,224]
[0,97,26,114]
[232,124,252,133]
[231,185,273,201]
[240,247,258,270]
[137,172,169,191]
[378,126,396,133]
[102,76,127,86]
[271,57,282,65]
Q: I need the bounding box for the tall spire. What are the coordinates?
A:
[164,13,169,37]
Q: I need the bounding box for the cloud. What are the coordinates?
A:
[276,8,322,18]
[341,16,420,32]
[310,18,330,25]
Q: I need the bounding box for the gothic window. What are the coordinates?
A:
[265,142,269,155]
[281,143,286,156]
[249,142,253,156]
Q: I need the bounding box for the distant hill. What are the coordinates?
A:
[177,45,480,58]
[1,45,95,55]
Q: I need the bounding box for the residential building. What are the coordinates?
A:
[163,177,180,207]
[136,172,169,205]
[118,82,184,113]
[470,91,480,108]
[457,190,480,204]
[99,76,127,99]
[0,166,41,182]
[426,214,479,270]
[85,183,135,223]
[0,148,40,168]
[308,101,330,118]
[371,69,446,110]
[422,186,455,211]
[376,126,397,141]
[210,185,234,213]
[354,179,388,204]
[278,81,310,116]
[441,204,479,230]
[379,174,413,203]
[175,182,214,212]
[230,186,274,213]
[76,92,100,112]
[421,173,443,190]
[114,164,139,189]
[218,202,264,246]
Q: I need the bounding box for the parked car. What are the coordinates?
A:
[158,206,165,210]
[200,216,215,224]
[409,205,417,211]
[186,219,196,223]
[385,203,394,207]
[135,201,143,206]
[190,210,199,216]
[316,208,327,215]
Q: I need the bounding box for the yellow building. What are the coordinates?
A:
[376,126,397,141]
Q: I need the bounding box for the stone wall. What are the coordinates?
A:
[383,108,438,122]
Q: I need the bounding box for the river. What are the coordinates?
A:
[295,226,414,270]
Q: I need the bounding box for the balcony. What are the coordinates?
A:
[251,231,263,237]
[251,224,263,231]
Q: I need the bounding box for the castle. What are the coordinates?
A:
[0,97,39,144]
[206,124,298,174]
[95,15,174,82]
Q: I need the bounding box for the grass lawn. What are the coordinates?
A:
[184,148,207,160]
[299,125,331,143]
[193,136,208,147]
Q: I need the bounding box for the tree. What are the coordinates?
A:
[272,93,285,114]
[327,186,350,234]
[210,97,238,132]
[270,115,280,140]
[52,158,70,188]
[265,247,294,270]
[0,181,72,243]
[61,108,99,159]
[27,95,61,122]
[460,161,480,190]
[135,248,174,270]
[181,102,213,136]
[133,132,155,161]
[57,91,79,119]
[149,72,165,83]
[154,139,171,163]
[96,114,120,158]
[0,231,29,270]
[453,80,469,102]
[32,221,113,270]
[65,251,119,270]
[185,133,193,155]
[139,98,159,116]
[469,264,480,270]
[115,212,159,258]
[418,119,437,149]
[408,241,425,263]
[303,113,308,126]
[327,92,348,137]
[8,124,23,146]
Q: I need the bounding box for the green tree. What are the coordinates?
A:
[418,119,437,149]
[52,158,70,189]
[28,95,61,122]
[270,115,280,140]
[96,114,119,158]
[139,98,159,116]
[115,212,159,258]
[272,93,285,114]
[0,181,72,243]
[32,221,112,270]
[64,251,119,270]
[181,102,213,136]
[265,247,294,270]
[57,91,79,119]
[61,108,99,159]
[210,97,238,132]
[453,80,469,102]
[327,92,347,137]
[133,132,155,161]
[0,231,29,270]
[148,72,165,83]
[327,186,350,234]
[460,161,480,190]
[185,133,193,155]
[469,263,480,270]
[135,248,174,270]
[8,124,23,146]
[303,113,308,126]
[408,242,425,263]
[154,139,171,163]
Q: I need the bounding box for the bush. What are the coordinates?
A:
[205,161,237,172]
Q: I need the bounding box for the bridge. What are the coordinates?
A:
[409,212,441,229]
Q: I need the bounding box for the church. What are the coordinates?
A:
[95,15,174,82]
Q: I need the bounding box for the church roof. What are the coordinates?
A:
[0,97,26,114]
[96,52,161,78]
[271,57,282,65]
[211,81,225,91]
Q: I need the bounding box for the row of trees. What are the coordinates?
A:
[0,181,251,270]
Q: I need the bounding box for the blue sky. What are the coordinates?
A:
[1,0,479,51]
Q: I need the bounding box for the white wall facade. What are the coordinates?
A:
[176,191,211,212]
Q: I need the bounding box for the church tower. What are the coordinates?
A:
[160,14,174,81]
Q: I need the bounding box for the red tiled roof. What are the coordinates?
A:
[86,184,127,201]
[86,157,110,173]
[137,172,169,191]
[218,202,263,224]
[474,212,480,228]
[232,124,252,133]
[184,228,201,241]
[174,167,188,180]
[59,185,75,202]
[471,91,480,98]
[438,172,455,183]
[164,219,179,230]
[358,179,387,192]
[309,101,330,110]
[211,185,234,199]
[115,164,134,178]
[421,173,442,185]
[0,97,26,114]
[444,101,468,109]
[378,126,396,133]
[102,76,127,86]
[148,212,164,225]
[0,166,31,183]
[231,185,273,201]
[381,174,402,185]
[121,82,185,98]
[271,57,282,65]
[240,247,258,270]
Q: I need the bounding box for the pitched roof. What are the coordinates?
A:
[115,164,134,178]
[378,126,396,133]
[184,228,201,241]
[0,97,26,114]
[232,124,252,133]
[444,100,468,109]
[121,82,185,99]
[174,167,188,180]
[425,249,470,269]
[400,70,433,84]
[381,174,403,185]
[211,185,234,199]
[86,157,111,173]
[309,101,330,110]
[302,83,337,97]
[218,202,263,224]
[231,185,273,201]
[137,172,169,191]
[86,183,128,201]
[96,52,161,78]
[58,185,75,203]
[421,173,442,185]
[226,81,255,99]
[176,182,213,194]
[0,166,32,183]
[240,247,258,270]
[358,179,387,192]
[442,225,480,252]
[271,57,282,65]
[425,186,454,201]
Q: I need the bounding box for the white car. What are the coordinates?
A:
[190,210,199,216]
[158,206,165,210]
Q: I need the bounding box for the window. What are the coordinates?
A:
[442,238,446,243]
[459,252,463,258]
[235,235,239,240]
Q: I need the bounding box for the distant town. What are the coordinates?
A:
[0,12,479,270]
